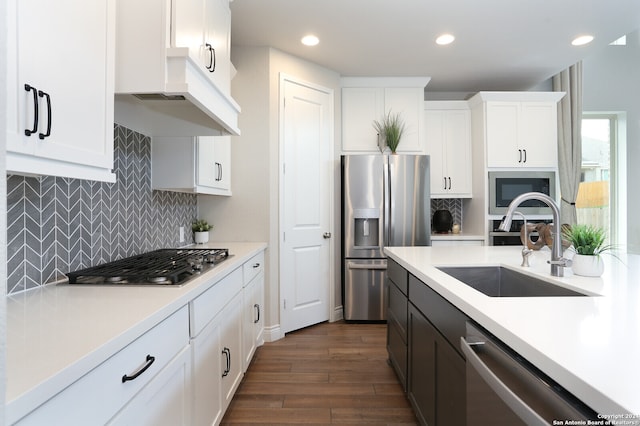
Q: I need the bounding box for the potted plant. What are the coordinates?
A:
[562,224,615,277]
[373,111,405,154]
[192,219,212,244]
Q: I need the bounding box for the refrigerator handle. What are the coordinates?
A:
[383,160,390,247]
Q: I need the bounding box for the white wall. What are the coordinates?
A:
[582,31,640,253]
[198,47,341,339]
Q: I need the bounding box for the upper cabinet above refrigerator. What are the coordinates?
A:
[341,77,430,154]
[114,0,241,137]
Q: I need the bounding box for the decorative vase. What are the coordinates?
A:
[571,254,604,277]
[194,231,209,244]
[432,209,453,233]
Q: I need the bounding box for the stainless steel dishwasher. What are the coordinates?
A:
[461,322,598,425]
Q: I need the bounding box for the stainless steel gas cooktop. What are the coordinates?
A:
[65,248,230,286]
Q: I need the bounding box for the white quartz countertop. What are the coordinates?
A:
[384,245,640,417]
[6,241,267,424]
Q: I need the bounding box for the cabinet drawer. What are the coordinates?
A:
[387,258,408,295]
[190,267,243,338]
[17,306,189,426]
[409,274,468,356]
[243,251,265,285]
[387,280,408,341]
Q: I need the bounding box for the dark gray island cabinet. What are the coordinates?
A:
[386,258,468,426]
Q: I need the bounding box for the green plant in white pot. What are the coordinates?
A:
[562,224,614,277]
[192,219,212,244]
[373,111,405,154]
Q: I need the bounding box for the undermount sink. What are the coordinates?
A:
[436,266,587,297]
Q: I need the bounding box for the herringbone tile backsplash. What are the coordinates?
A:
[6,125,197,294]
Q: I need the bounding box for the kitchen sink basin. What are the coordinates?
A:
[436,266,587,297]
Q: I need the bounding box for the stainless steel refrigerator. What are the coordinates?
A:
[341,154,431,321]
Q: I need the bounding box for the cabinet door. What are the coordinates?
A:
[435,333,466,426]
[445,109,472,197]
[192,312,224,426]
[7,0,114,180]
[242,273,264,371]
[408,303,436,426]
[486,102,520,167]
[173,0,205,62]
[425,108,472,197]
[108,346,192,426]
[384,88,424,152]
[220,293,244,410]
[198,136,231,192]
[204,0,232,95]
[342,87,384,152]
[424,110,447,194]
[519,102,558,167]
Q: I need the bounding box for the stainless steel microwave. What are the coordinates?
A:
[489,171,556,215]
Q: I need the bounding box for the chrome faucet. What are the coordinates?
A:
[511,211,532,267]
[498,192,570,277]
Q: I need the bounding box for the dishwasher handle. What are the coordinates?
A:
[461,336,548,426]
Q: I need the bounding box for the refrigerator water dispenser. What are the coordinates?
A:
[353,209,380,248]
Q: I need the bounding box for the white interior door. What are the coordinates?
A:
[280,76,333,334]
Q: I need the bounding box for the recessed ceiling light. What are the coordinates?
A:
[301,35,319,46]
[572,35,594,46]
[436,34,455,45]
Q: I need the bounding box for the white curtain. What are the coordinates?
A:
[553,62,583,225]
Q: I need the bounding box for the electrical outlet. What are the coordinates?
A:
[179,226,185,242]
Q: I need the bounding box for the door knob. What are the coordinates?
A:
[323,232,332,239]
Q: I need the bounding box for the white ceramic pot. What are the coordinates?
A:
[571,253,604,277]
[194,231,209,244]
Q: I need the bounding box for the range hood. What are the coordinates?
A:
[114,0,241,138]
[115,48,241,137]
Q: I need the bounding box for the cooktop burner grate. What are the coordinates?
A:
[66,248,230,285]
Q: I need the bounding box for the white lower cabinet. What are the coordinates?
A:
[190,266,245,426]
[15,307,190,426]
[242,252,265,371]
[13,250,266,426]
[108,345,192,425]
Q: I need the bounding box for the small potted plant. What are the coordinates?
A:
[373,111,405,154]
[192,219,212,244]
[562,224,615,277]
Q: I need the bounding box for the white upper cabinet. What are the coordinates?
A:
[152,135,232,196]
[341,77,430,153]
[424,102,472,198]
[115,0,240,136]
[470,92,565,168]
[6,0,115,182]
[174,0,232,95]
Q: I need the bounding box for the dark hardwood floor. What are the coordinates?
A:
[221,321,418,425]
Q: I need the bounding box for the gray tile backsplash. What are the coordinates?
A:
[6,125,197,294]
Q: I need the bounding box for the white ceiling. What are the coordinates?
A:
[230,0,640,92]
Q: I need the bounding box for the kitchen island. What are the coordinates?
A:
[6,241,267,425]
[385,245,640,417]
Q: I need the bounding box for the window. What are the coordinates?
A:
[578,114,625,246]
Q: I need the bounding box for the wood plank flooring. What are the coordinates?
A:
[221,321,418,425]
